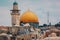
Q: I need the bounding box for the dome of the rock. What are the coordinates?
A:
[20,10,38,22]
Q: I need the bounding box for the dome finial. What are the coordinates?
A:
[28,8,30,10]
[27,8,31,12]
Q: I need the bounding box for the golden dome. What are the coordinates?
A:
[20,10,38,22]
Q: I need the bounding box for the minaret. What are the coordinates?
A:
[10,1,20,26]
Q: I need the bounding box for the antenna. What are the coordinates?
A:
[47,12,49,25]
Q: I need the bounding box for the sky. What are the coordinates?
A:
[0,0,60,26]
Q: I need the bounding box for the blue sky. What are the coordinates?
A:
[0,0,60,26]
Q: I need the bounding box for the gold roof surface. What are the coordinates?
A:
[20,10,38,22]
